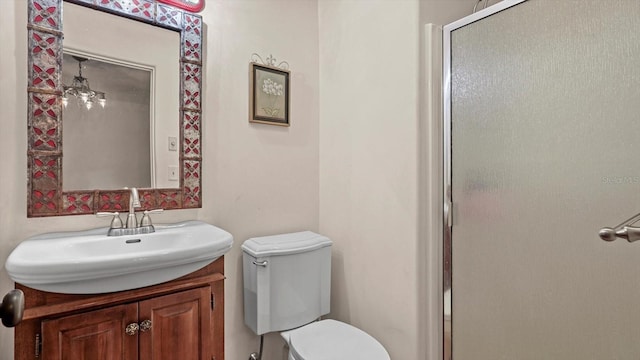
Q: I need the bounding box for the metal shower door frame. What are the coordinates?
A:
[441,1,528,358]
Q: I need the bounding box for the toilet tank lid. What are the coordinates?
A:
[242,231,332,257]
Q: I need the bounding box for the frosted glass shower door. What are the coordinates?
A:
[446,0,640,359]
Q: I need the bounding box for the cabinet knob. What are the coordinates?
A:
[140,319,153,332]
[125,323,139,336]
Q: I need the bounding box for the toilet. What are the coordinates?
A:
[242,231,390,360]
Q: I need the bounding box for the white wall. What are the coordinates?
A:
[421,0,480,25]
[318,0,475,359]
[0,1,318,359]
[202,1,319,359]
[318,1,421,358]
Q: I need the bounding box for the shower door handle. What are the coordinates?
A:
[599,209,640,242]
[599,225,640,243]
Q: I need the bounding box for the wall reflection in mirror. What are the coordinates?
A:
[61,1,180,191]
[62,53,152,191]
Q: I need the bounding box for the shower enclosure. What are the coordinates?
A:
[443,0,640,358]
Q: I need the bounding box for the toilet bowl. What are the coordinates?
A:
[281,319,390,360]
[242,231,390,360]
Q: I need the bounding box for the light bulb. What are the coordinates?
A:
[96,93,106,108]
[61,96,68,108]
[85,99,93,110]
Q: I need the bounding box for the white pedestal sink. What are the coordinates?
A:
[5,221,233,294]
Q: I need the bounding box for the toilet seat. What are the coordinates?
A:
[287,320,390,360]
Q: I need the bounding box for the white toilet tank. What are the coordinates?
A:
[242,231,332,335]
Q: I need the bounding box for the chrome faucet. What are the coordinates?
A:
[126,187,141,229]
[97,187,163,236]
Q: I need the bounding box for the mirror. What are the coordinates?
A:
[61,2,181,191]
[62,53,153,190]
[26,0,204,216]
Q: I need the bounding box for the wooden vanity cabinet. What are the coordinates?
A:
[139,288,212,360]
[14,257,225,360]
[41,287,210,360]
[42,303,139,359]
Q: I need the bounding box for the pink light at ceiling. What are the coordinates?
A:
[157,0,204,13]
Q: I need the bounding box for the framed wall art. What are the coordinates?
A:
[249,63,290,126]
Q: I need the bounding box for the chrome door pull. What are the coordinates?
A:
[599,210,640,242]
[600,225,640,243]
[252,260,268,267]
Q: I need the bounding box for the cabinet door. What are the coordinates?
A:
[42,303,139,360]
[138,287,212,360]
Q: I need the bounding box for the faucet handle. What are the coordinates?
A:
[97,212,124,229]
[140,209,163,227]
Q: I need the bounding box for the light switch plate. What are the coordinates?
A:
[168,165,178,181]
[168,137,178,151]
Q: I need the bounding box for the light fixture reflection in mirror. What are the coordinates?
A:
[62,56,106,110]
[62,52,153,191]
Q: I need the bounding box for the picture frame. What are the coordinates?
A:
[249,63,290,126]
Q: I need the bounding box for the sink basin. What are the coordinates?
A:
[5,220,233,294]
